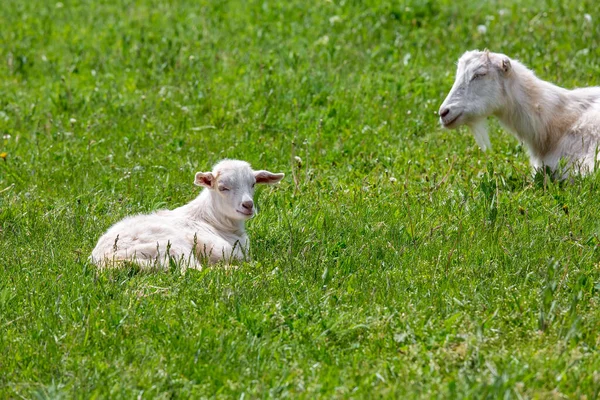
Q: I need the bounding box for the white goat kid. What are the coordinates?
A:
[91,159,284,269]
[439,50,600,175]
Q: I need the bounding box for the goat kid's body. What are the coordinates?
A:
[91,190,248,269]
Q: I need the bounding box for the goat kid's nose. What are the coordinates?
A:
[439,108,450,118]
[242,200,254,210]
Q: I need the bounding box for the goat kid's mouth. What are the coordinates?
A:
[236,209,254,217]
[441,112,463,128]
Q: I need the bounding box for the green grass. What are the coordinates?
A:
[1,0,600,397]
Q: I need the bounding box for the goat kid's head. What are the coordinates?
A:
[194,159,284,221]
[439,50,512,150]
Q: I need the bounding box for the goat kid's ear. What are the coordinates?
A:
[254,170,285,185]
[194,172,216,189]
[500,57,511,73]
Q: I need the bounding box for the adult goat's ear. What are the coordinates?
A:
[194,172,215,189]
[500,57,511,73]
[254,170,285,185]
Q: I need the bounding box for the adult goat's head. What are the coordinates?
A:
[439,50,512,150]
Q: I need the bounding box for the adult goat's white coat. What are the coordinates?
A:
[439,50,600,175]
[90,159,284,269]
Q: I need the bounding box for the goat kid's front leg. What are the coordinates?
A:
[195,236,248,265]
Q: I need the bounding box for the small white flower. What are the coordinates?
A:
[498,9,508,17]
[577,48,590,56]
[329,15,342,25]
[394,332,408,343]
[315,35,329,46]
[55,2,63,8]
[41,55,48,62]
[389,177,397,183]
[477,25,487,34]
[294,156,302,166]
[584,14,592,24]
[3,134,11,140]
[69,118,76,124]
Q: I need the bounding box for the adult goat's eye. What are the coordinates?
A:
[471,72,486,81]
[219,187,230,192]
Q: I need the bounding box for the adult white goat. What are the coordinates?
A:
[439,50,600,175]
[90,159,284,269]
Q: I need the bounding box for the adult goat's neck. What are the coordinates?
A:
[184,190,246,235]
[494,61,571,157]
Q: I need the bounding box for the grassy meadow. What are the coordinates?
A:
[2,0,600,397]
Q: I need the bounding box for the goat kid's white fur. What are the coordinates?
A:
[440,50,600,175]
[90,159,284,269]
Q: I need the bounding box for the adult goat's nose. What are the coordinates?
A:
[439,108,450,118]
[242,200,254,210]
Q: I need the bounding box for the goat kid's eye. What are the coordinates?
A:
[471,73,486,81]
[219,187,230,192]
